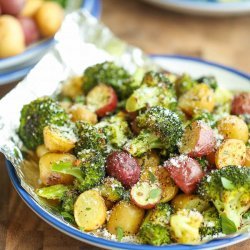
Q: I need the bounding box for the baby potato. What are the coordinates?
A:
[107,201,145,235]
[43,125,77,153]
[215,139,246,169]
[61,76,83,99]
[35,1,64,38]
[69,104,98,124]
[39,153,75,186]
[21,0,43,17]
[156,167,178,203]
[217,115,248,143]
[244,148,250,167]
[178,84,215,116]
[36,144,49,158]
[74,190,107,231]
[0,15,25,58]
[171,194,210,213]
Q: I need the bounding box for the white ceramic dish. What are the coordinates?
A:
[142,0,250,16]
[5,55,250,250]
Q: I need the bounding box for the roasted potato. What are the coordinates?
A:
[21,0,43,17]
[244,148,250,167]
[178,84,215,116]
[179,121,216,157]
[39,153,75,186]
[0,15,25,58]
[35,1,64,37]
[61,76,83,99]
[217,115,248,143]
[215,139,246,169]
[107,201,145,235]
[43,125,77,153]
[69,104,98,124]
[36,144,49,158]
[74,190,107,231]
[171,194,210,213]
[156,166,178,202]
[231,93,250,115]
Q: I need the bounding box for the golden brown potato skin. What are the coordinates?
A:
[217,115,248,143]
[215,139,246,169]
[74,190,107,231]
[69,104,98,124]
[107,201,145,235]
[43,126,76,153]
[178,84,215,116]
[39,153,75,186]
[171,194,209,212]
[244,148,250,167]
[0,15,25,58]
[61,76,83,99]
[21,0,43,17]
[35,2,64,37]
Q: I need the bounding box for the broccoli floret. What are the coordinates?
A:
[96,114,132,148]
[83,62,140,99]
[74,121,107,155]
[126,72,177,112]
[197,76,218,90]
[36,184,78,224]
[60,189,79,223]
[175,74,197,96]
[97,177,125,202]
[170,209,203,244]
[52,150,105,192]
[199,207,222,239]
[124,106,183,156]
[198,166,250,232]
[18,97,69,149]
[139,203,172,246]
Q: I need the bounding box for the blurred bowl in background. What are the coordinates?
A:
[0,0,102,85]
[142,0,250,16]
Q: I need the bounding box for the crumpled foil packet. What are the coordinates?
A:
[0,9,248,245]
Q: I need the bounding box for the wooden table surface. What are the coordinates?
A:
[0,0,249,249]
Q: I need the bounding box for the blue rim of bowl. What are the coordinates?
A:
[4,55,250,249]
[0,0,102,67]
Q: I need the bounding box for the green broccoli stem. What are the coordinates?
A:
[124,131,164,156]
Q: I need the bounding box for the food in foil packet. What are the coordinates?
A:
[0,10,249,247]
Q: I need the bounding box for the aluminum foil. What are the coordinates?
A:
[0,9,248,246]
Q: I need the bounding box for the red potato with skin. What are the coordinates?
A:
[106,151,141,188]
[86,84,118,117]
[130,181,162,209]
[18,16,40,45]
[164,156,204,194]
[231,93,250,115]
[0,0,25,15]
[179,121,216,157]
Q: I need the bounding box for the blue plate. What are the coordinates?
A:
[4,55,250,249]
[0,0,102,85]
[142,0,250,16]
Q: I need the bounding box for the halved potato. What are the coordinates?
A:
[61,76,83,98]
[43,125,77,153]
[217,115,248,143]
[74,190,107,231]
[215,139,246,169]
[244,148,250,167]
[107,201,145,235]
[156,166,178,202]
[179,121,216,157]
[39,153,75,186]
[178,84,215,116]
